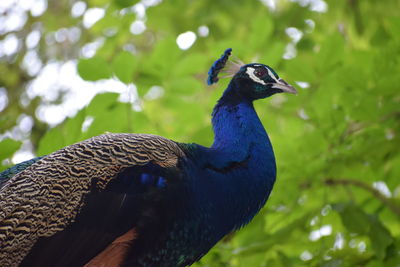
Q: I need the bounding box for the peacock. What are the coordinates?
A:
[0,48,296,267]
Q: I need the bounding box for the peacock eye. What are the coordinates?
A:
[254,68,267,78]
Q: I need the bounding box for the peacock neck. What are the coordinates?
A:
[211,83,269,154]
[202,82,276,232]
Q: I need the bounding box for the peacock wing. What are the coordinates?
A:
[0,133,185,267]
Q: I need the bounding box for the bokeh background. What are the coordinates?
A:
[1,0,400,266]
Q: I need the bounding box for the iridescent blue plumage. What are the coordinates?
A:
[0,49,296,267]
[207,48,232,85]
[0,156,44,188]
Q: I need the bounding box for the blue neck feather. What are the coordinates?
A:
[210,80,273,165]
[213,89,266,146]
[208,81,276,232]
[184,80,277,232]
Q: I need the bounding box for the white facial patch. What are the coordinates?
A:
[246,67,266,85]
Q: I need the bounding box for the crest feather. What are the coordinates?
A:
[207,48,243,85]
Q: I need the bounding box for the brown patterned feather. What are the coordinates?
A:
[0,133,184,267]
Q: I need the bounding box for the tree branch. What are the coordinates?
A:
[325,178,400,217]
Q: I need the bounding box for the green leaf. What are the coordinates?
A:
[37,127,64,156]
[247,14,273,50]
[232,212,313,256]
[333,203,370,234]
[368,216,393,260]
[166,77,203,95]
[259,42,285,67]
[63,109,87,145]
[317,32,345,72]
[77,57,112,81]
[334,203,394,259]
[87,0,110,6]
[0,138,21,162]
[113,0,139,8]
[112,51,136,83]
[37,110,86,155]
[284,57,316,82]
[84,92,148,136]
[142,38,181,79]
[173,53,209,77]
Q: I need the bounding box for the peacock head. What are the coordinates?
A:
[208,48,297,100]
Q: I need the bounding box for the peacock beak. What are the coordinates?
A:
[271,79,297,94]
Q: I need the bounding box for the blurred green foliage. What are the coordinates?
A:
[1,0,400,266]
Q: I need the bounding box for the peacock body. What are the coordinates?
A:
[0,48,296,267]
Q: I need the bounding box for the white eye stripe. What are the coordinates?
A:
[246,67,266,85]
[266,68,279,83]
